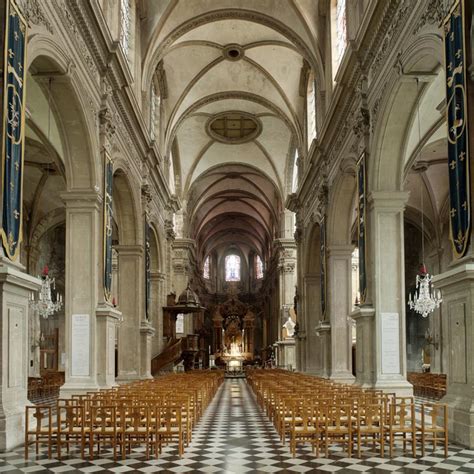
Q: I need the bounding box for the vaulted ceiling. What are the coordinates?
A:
[142,0,321,261]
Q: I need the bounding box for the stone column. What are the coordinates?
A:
[115,245,143,381]
[172,238,195,335]
[95,305,121,388]
[352,191,412,396]
[433,264,474,447]
[0,261,41,450]
[151,271,165,357]
[140,321,154,378]
[303,273,324,375]
[327,245,355,383]
[60,192,102,397]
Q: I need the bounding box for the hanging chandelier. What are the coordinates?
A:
[30,265,63,319]
[408,265,442,318]
[407,79,442,319]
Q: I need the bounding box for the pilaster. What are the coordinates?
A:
[327,245,355,383]
[433,264,474,447]
[0,261,41,451]
[60,191,102,397]
[355,191,412,396]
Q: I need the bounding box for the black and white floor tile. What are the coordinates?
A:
[3,379,474,473]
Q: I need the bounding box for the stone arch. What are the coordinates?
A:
[369,34,443,192]
[27,34,100,191]
[112,167,142,246]
[327,165,357,246]
[142,8,325,102]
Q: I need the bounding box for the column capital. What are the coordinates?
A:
[60,190,102,209]
[327,244,354,257]
[368,190,410,210]
[350,305,375,320]
[114,245,143,257]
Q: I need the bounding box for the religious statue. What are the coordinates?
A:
[283,316,296,338]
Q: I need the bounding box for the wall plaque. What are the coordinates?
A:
[381,312,400,374]
[71,314,90,376]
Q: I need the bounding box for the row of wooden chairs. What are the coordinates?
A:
[408,372,446,399]
[28,372,65,402]
[247,369,448,459]
[25,371,224,461]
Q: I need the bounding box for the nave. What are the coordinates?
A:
[5,376,474,473]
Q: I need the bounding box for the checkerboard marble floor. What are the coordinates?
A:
[3,378,474,473]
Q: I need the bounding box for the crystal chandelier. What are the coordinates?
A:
[407,78,442,318]
[30,265,63,319]
[408,265,442,318]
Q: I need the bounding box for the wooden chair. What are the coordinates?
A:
[356,403,385,458]
[89,405,120,461]
[324,404,353,457]
[57,405,89,459]
[24,405,56,459]
[386,398,416,457]
[121,405,153,460]
[155,404,185,457]
[418,403,448,457]
[290,401,321,457]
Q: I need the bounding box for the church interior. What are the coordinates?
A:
[1,0,474,471]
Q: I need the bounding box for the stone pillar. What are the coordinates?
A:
[172,238,195,335]
[60,192,101,397]
[95,305,121,388]
[433,264,474,447]
[0,261,41,450]
[115,245,143,381]
[327,245,355,383]
[303,274,324,375]
[352,191,412,396]
[140,321,154,378]
[151,271,165,357]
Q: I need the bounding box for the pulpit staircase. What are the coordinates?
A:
[151,334,201,376]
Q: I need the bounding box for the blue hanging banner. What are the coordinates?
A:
[444,0,471,258]
[320,216,327,319]
[103,156,113,301]
[357,152,367,303]
[1,0,27,260]
[145,218,151,320]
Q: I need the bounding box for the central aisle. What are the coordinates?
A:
[186,378,287,472]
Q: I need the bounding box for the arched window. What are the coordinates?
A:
[169,151,176,194]
[333,0,347,73]
[203,256,210,279]
[150,83,160,141]
[255,255,264,279]
[225,254,241,281]
[306,72,317,148]
[292,149,299,193]
[120,0,131,60]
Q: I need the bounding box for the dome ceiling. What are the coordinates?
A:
[142,0,320,260]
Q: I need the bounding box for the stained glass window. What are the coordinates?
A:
[225,254,240,281]
[120,0,131,60]
[307,73,316,148]
[335,0,347,69]
[255,255,264,279]
[203,256,210,279]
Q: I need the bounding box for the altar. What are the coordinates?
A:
[221,342,245,374]
[210,290,255,376]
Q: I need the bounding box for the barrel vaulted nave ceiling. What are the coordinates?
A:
[140,0,321,261]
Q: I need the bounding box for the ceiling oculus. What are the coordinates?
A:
[207,112,262,144]
[222,44,245,61]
